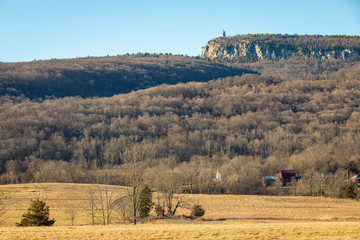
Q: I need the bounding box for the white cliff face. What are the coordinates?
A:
[201,39,359,61]
[255,45,263,59]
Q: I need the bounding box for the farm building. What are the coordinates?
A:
[262,176,277,187]
[351,174,360,184]
[213,170,223,182]
[279,170,297,185]
[262,170,302,187]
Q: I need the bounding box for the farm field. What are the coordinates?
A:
[0,183,359,239]
[0,221,359,240]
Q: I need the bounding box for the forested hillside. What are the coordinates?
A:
[0,54,252,99]
[1,60,360,196]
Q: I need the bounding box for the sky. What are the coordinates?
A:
[0,0,359,62]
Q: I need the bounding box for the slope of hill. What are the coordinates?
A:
[0,62,359,196]
[0,54,253,99]
[202,34,360,62]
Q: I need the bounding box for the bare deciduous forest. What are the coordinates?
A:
[1,39,360,197]
[0,54,252,99]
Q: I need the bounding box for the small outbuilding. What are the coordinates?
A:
[213,170,223,182]
[351,174,360,184]
[262,176,277,187]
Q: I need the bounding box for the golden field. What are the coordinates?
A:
[0,183,359,239]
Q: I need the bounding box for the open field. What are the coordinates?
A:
[0,222,359,240]
[0,183,359,239]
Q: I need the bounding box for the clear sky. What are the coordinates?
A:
[0,0,359,62]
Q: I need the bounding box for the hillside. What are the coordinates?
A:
[202,34,360,62]
[0,54,252,99]
[0,61,360,196]
[1,34,360,196]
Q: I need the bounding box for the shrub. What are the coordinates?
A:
[191,204,205,218]
[343,185,357,199]
[16,199,55,227]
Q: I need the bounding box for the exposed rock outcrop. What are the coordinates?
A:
[201,34,360,62]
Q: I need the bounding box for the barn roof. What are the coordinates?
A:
[279,170,297,174]
[351,174,360,179]
[263,176,276,180]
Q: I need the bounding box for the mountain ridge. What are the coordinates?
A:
[201,34,360,62]
[0,54,254,99]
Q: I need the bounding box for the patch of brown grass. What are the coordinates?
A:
[0,183,128,226]
[177,194,360,222]
[0,222,358,239]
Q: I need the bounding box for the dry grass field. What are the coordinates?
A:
[0,183,359,239]
[1,222,359,240]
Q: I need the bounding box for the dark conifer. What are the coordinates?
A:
[16,199,55,227]
[138,185,154,219]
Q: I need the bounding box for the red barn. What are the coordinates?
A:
[279,170,297,185]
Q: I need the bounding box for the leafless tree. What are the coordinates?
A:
[87,187,96,225]
[121,145,147,225]
[86,185,118,225]
[97,185,116,225]
[155,169,186,216]
[112,195,132,223]
[65,200,81,226]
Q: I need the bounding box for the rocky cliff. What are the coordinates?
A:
[201,34,360,62]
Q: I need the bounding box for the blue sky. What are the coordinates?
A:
[0,0,359,62]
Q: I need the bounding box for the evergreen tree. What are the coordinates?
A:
[138,185,154,219]
[16,199,55,227]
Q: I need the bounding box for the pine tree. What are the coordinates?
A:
[16,199,55,226]
[138,185,154,219]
